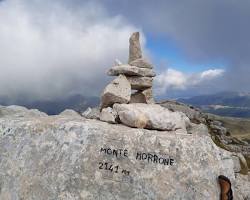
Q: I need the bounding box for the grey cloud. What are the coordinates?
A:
[0,0,140,101]
[100,0,250,94]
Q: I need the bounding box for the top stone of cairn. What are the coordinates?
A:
[128,32,142,64]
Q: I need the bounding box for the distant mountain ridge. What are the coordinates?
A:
[0,94,99,115]
[179,91,250,118]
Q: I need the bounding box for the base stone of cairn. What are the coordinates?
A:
[100,32,168,129]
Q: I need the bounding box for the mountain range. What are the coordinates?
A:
[179,91,250,118]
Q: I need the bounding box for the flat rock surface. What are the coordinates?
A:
[0,106,246,200]
[107,65,156,77]
[129,58,153,69]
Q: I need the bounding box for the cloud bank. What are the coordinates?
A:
[0,0,141,101]
[155,68,225,96]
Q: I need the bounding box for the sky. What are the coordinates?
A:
[0,0,249,102]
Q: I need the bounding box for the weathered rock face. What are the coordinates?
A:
[128,32,142,63]
[0,106,246,200]
[107,65,156,77]
[101,75,131,109]
[113,103,190,132]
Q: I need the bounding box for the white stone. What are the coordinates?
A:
[113,103,190,131]
[100,107,118,124]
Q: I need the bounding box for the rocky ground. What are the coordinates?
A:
[160,100,250,174]
[0,105,249,199]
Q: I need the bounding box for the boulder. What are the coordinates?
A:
[100,107,118,124]
[0,110,240,200]
[107,65,156,77]
[129,58,153,69]
[127,76,152,90]
[81,107,100,119]
[113,103,190,131]
[128,32,142,63]
[130,88,154,104]
[100,75,131,109]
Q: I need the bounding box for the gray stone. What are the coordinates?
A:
[128,32,142,63]
[127,76,152,90]
[81,107,100,119]
[107,65,156,77]
[130,88,154,104]
[0,108,238,200]
[101,75,131,109]
[100,107,118,124]
[59,109,81,117]
[129,58,153,69]
[113,103,190,131]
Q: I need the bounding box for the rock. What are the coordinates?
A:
[126,76,153,90]
[59,109,81,117]
[0,105,47,118]
[100,107,118,124]
[0,109,239,200]
[159,100,204,124]
[129,58,153,69]
[113,103,189,131]
[100,75,131,109]
[81,107,100,119]
[130,88,154,104]
[107,65,156,77]
[128,32,142,63]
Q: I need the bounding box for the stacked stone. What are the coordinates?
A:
[100,32,156,110]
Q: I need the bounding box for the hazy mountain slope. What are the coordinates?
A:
[179,92,250,118]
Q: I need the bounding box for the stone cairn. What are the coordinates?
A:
[100,32,156,111]
[85,32,189,131]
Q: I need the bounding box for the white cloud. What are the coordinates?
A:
[155,68,225,95]
[0,0,143,101]
[200,69,225,79]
